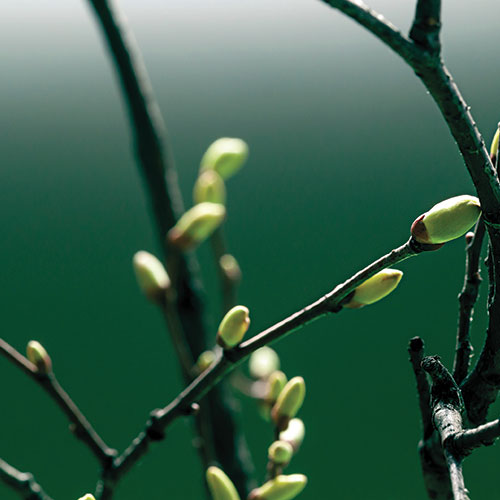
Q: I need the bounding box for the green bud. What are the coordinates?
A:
[265,371,288,405]
[268,440,293,465]
[193,170,226,205]
[197,350,216,372]
[343,269,403,309]
[271,377,306,429]
[132,251,170,302]
[216,306,250,349]
[200,138,249,180]
[249,347,280,380]
[26,340,52,374]
[248,475,307,500]
[206,466,241,500]
[279,418,305,452]
[219,254,242,283]
[491,127,499,163]
[411,195,481,245]
[77,495,96,500]
[168,203,226,250]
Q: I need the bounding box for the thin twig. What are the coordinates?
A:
[409,0,442,53]
[99,238,421,489]
[454,418,500,452]
[0,339,116,466]
[0,458,53,500]
[453,219,485,384]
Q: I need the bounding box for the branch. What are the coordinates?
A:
[453,219,485,384]
[422,356,470,500]
[95,238,422,492]
[0,458,53,500]
[409,0,442,53]
[0,339,116,466]
[454,418,500,452]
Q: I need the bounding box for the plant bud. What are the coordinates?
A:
[279,418,305,452]
[132,251,170,302]
[271,377,306,429]
[248,474,307,500]
[343,269,403,309]
[249,347,280,379]
[268,440,294,465]
[219,254,242,283]
[206,466,241,500]
[411,195,481,245]
[168,203,226,250]
[216,306,250,349]
[197,350,216,372]
[193,170,226,205]
[26,340,52,374]
[491,127,499,163]
[200,138,249,180]
[78,496,96,500]
[265,371,288,405]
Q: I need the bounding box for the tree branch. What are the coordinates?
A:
[453,418,500,452]
[0,459,53,500]
[0,339,116,466]
[453,219,485,384]
[409,0,442,53]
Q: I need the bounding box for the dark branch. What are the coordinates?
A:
[0,339,116,466]
[409,0,442,53]
[453,220,485,384]
[0,459,53,500]
[454,418,500,452]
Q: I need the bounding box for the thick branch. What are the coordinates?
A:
[453,220,485,384]
[0,339,115,466]
[0,458,53,500]
[409,0,441,53]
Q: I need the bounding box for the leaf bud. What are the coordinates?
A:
[132,251,170,302]
[249,346,280,380]
[216,306,250,349]
[197,350,216,372]
[206,466,241,500]
[219,254,242,283]
[26,340,52,374]
[279,418,305,452]
[200,138,249,180]
[411,195,481,245]
[491,127,499,163]
[271,376,305,430]
[265,371,288,405]
[248,474,307,500]
[78,496,96,500]
[168,203,226,250]
[343,269,403,309]
[193,170,226,205]
[268,440,293,465]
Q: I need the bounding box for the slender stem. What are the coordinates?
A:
[454,418,500,452]
[0,339,116,466]
[409,0,442,53]
[444,450,470,500]
[453,220,485,384]
[0,458,53,500]
[107,238,420,483]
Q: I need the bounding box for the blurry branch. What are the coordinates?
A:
[94,237,423,494]
[0,339,116,467]
[0,459,53,500]
[453,220,485,384]
[409,0,441,53]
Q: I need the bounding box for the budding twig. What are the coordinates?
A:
[453,219,485,384]
[0,458,53,500]
[0,339,116,466]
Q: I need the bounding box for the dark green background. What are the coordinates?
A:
[1,1,499,498]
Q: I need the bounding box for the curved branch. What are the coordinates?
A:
[0,458,53,500]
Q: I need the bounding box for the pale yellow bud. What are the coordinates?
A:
[343,269,403,309]
[77,495,96,500]
[249,347,280,379]
[268,440,293,465]
[132,251,170,302]
[200,138,249,180]
[193,170,226,205]
[265,371,288,405]
[411,195,481,245]
[216,306,250,349]
[248,475,307,500]
[168,203,226,250]
[206,466,241,500]
[279,418,305,452]
[491,127,499,161]
[197,350,216,372]
[26,340,52,374]
[219,254,242,283]
[271,377,306,429]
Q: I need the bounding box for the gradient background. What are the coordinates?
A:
[1,1,499,499]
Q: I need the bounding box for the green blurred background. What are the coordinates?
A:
[1,1,499,498]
